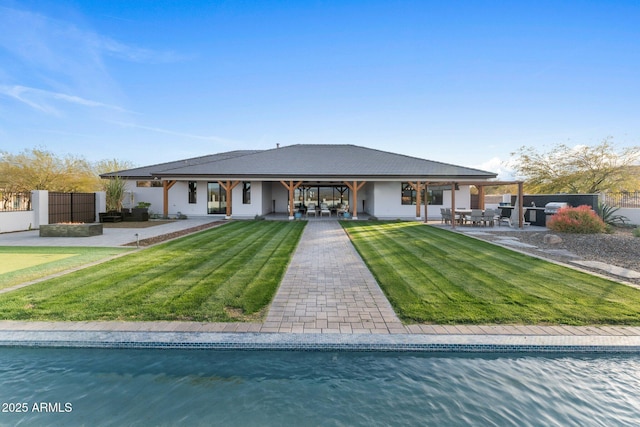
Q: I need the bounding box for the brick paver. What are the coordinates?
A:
[265,221,406,333]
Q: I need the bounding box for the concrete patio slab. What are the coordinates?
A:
[571,260,640,279]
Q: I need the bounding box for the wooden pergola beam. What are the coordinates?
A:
[477,185,485,210]
[280,180,303,219]
[163,180,177,217]
[407,181,423,220]
[451,182,457,229]
[218,180,240,218]
[344,181,366,219]
[424,182,429,223]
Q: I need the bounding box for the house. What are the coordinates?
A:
[101,144,498,220]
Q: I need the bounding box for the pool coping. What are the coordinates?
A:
[2,330,640,353]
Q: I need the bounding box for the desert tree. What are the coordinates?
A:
[510,138,640,194]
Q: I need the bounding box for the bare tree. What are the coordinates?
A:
[1,148,139,198]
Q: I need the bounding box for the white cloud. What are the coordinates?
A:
[109,120,236,144]
[0,85,132,116]
[0,6,184,67]
[474,156,516,181]
[0,5,186,117]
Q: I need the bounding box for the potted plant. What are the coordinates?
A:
[131,202,151,221]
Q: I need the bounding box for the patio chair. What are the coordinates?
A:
[482,209,496,227]
[444,208,461,225]
[497,208,512,226]
[306,203,317,216]
[320,203,331,217]
[440,208,448,223]
[469,209,483,226]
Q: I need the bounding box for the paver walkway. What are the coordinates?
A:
[264,221,406,334]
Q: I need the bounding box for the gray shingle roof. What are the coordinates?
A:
[104,144,496,180]
[100,150,261,179]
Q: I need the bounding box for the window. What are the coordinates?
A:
[427,189,443,205]
[401,183,418,205]
[402,183,444,205]
[294,185,350,209]
[188,181,197,204]
[242,182,251,204]
[136,180,163,188]
[207,182,226,214]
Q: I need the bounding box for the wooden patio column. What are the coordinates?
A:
[407,181,423,220]
[344,181,366,219]
[477,185,486,210]
[280,180,303,219]
[163,180,177,217]
[424,182,429,223]
[218,180,240,218]
[517,181,524,228]
[450,182,457,229]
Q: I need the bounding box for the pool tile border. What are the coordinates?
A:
[1,331,640,353]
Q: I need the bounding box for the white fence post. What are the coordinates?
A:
[32,190,49,228]
[95,191,106,222]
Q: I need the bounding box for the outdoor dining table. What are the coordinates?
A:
[454,209,473,223]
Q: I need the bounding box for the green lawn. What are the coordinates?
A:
[0,247,132,290]
[342,221,640,325]
[0,221,305,322]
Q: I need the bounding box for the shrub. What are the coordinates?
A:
[547,205,606,234]
[103,177,126,212]
[633,227,640,238]
[598,202,629,226]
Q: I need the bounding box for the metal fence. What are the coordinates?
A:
[48,192,96,223]
[0,192,32,212]
[602,191,640,208]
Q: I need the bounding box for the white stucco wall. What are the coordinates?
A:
[0,211,36,233]
[123,181,165,215]
[262,182,274,214]
[271,183,291,214]
[371,182,472,220]
[618,208,640,226]
[231,181,264,218]
[361,183,375,215]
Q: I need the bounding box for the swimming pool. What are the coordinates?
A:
[1,348,639,426]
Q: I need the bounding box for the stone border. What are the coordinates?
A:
[1,331,640,353]
[39,223,103,237]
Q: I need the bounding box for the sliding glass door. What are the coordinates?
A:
[207,182,226,214]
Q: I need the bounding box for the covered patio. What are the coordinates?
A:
[416,180,527,229]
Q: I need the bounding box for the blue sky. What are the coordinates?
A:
[0,0,638,178]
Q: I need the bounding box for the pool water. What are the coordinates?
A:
[1,348,639,426]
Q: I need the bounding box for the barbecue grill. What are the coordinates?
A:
[544,202,568,215]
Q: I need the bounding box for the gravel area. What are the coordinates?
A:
[123,221,226,246]
[463,227,640,285]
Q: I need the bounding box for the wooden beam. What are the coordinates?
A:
[344,181,366,219]
[477,185,485,210]
[450,182,456,229]
[424,182,429,223]
[218,180,240,218]
[407,181,423,219]
[280,180,303,219]
[518,181,524,228]
[163,180,177,217]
